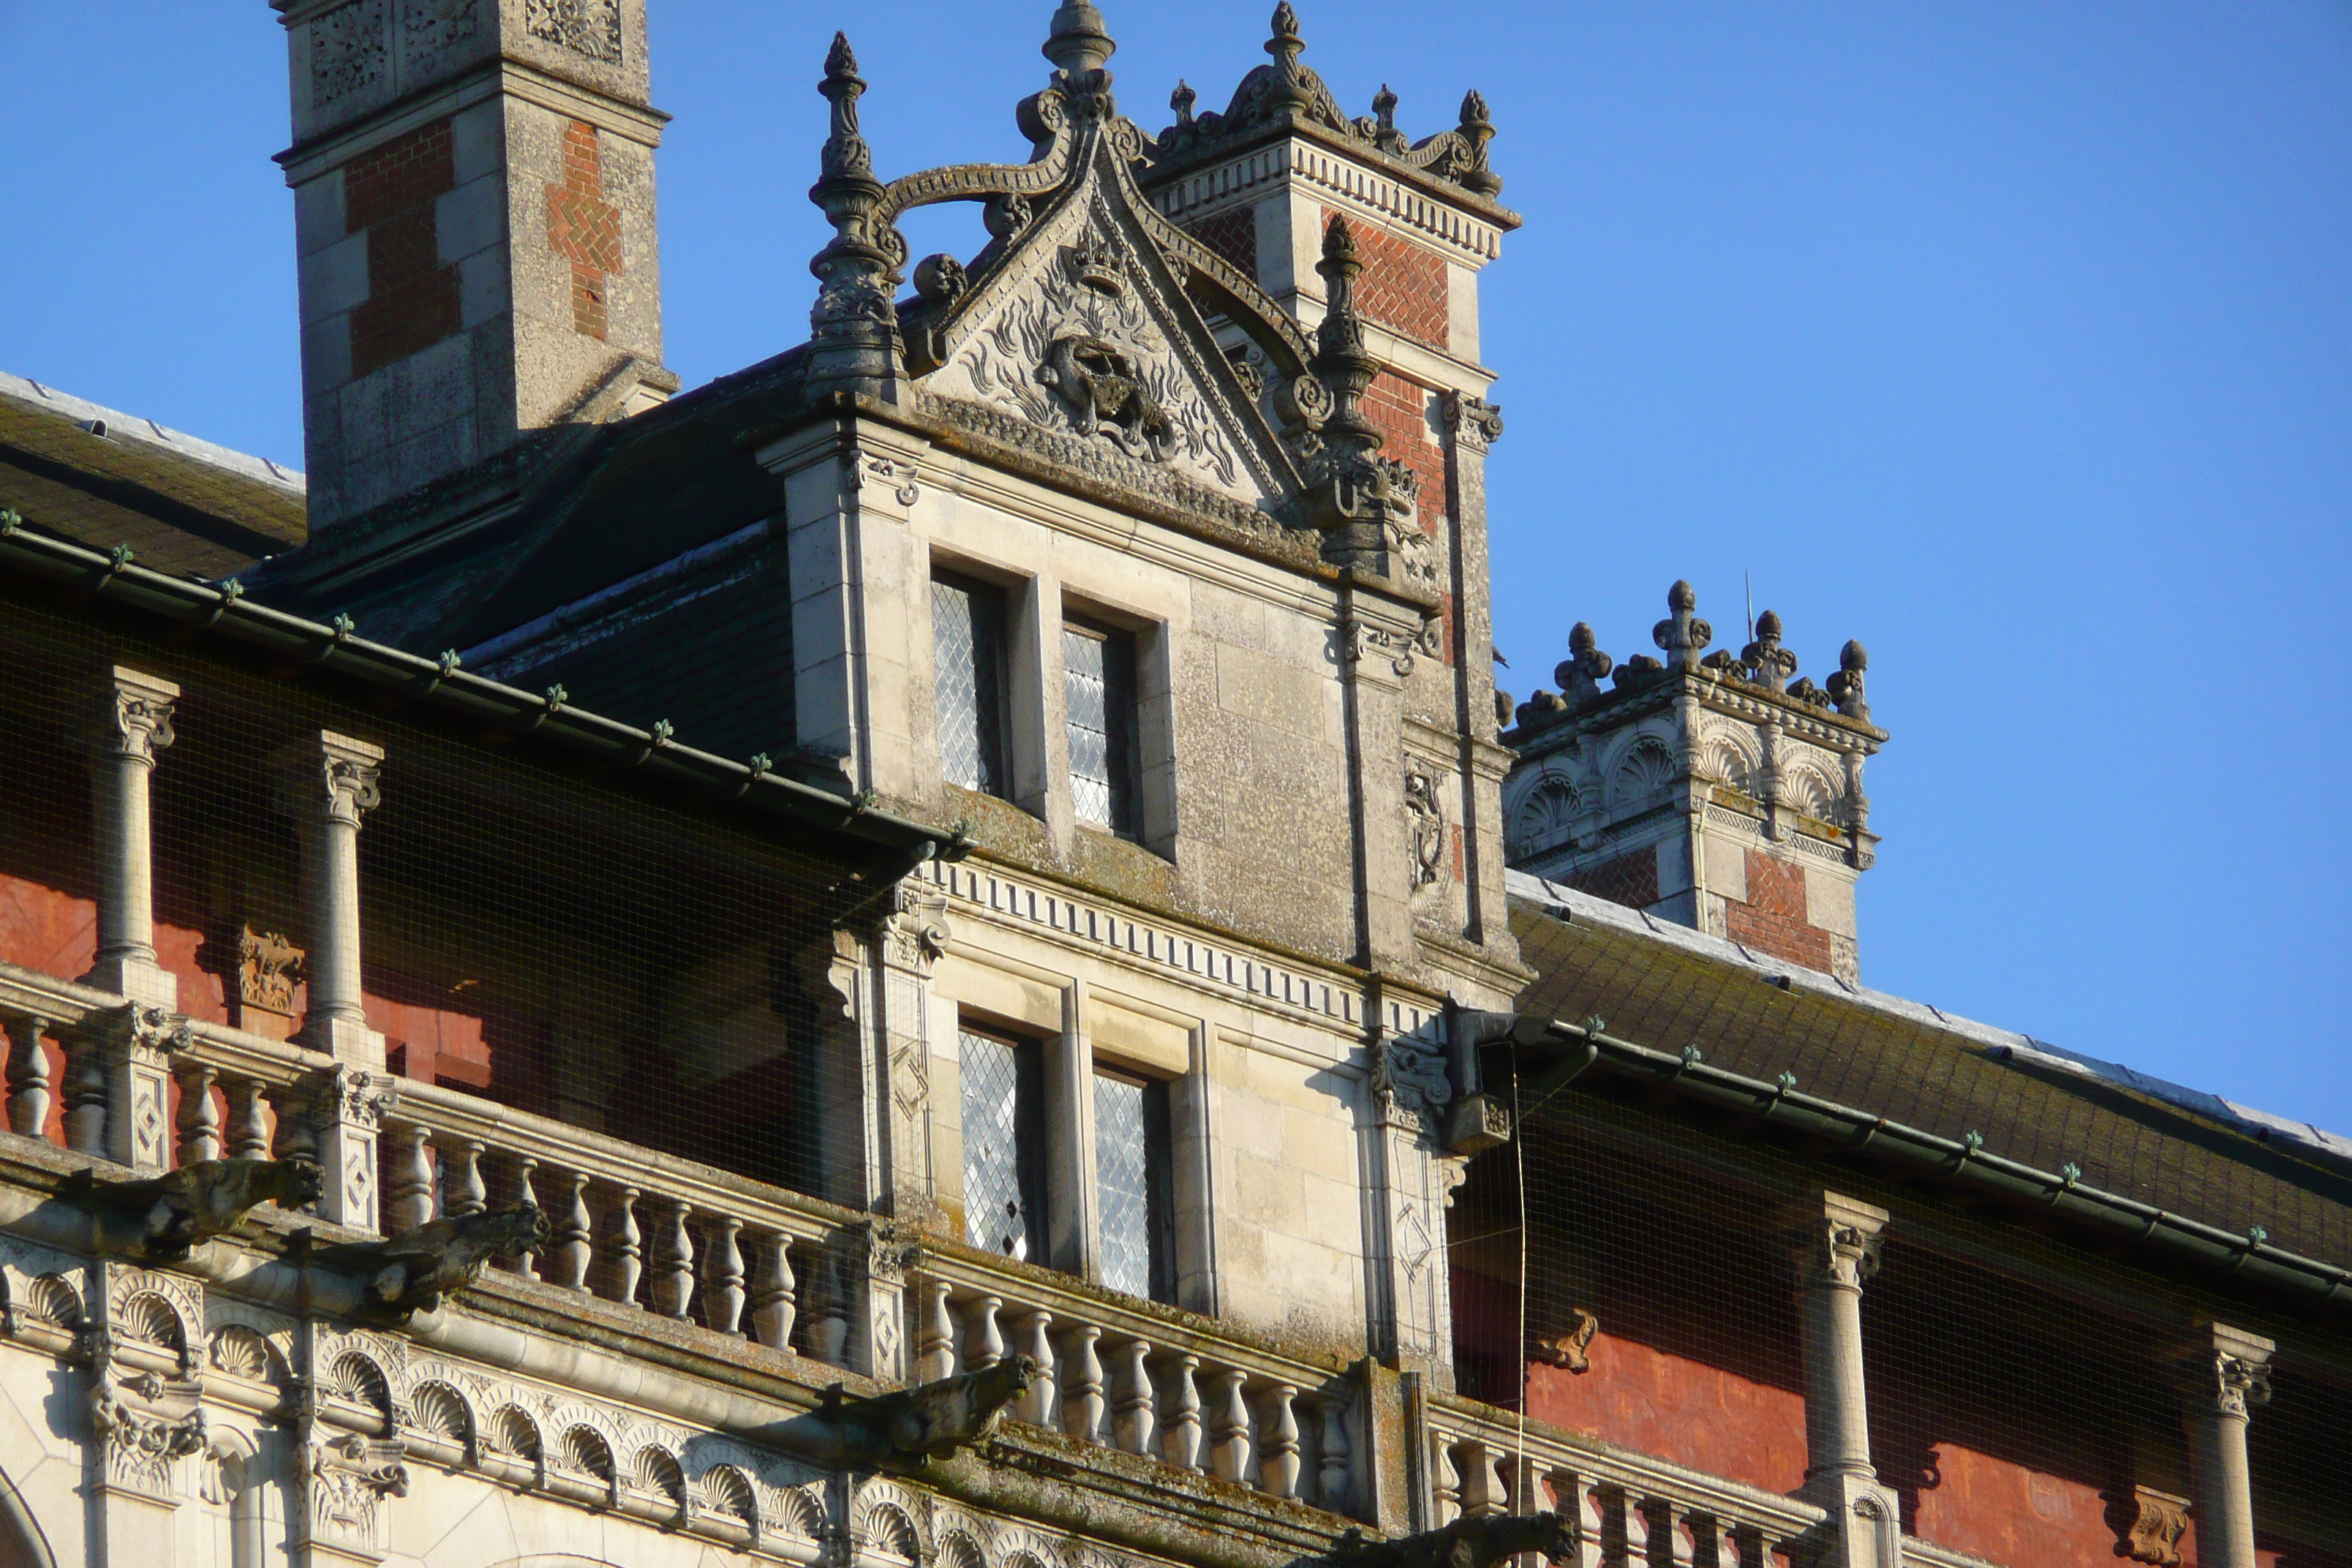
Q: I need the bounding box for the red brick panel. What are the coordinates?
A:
[1910,1444,2122,1568]
[1345,213,1450,350]
[344,119,456,234]
[342,116,464,378]
[1723,849,1836,971]
[1563,847,1660,911]
[1526,1335,1809,1496]
[1365,371,1447,506]
[1182,208,1258,282]
[546,119,623,340]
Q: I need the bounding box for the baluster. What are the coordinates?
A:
[1209,1368,1251,1483]
[650,1199,695,1319]
[1613,1487,1646,1568]
[4,1015,52,1139]
[549,1169,594,1292]
[750,1230,797,1350]
[1576,1475,1610,1568]
[805,1243,849,1363]
[1015,1309,1057,1425]
[384,1122,436,1235]
[1700,1517,1740,1568]
[442,1138,486,1217]
[1430,1434,1462,1526]
[918,1280,957,1381]
[704,1215,745,1335]
[1161,1352,1202,1471]
[601,1184,642,1305]
[225,1077,271,1161]
[1648,1500,1694,1568]
[62,1031,107,1156]
[172,1061,220,1166]
[1110,1339,1155,1456]
[1061,1324,1105,1445]
[963,1294,1004,1371]
[1316,1393,1352,1513]
[503,1153,540,1278]
[1460,1439,1507,1518]
[1258,1382,1300,1498]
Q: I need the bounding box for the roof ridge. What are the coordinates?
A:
[0,370,306,496]
[1503,867,2352,1169]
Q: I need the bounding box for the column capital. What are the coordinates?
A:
[1441,391,1507,454]
[272,731,385,829]
[2179,1322,2275,1420]
[1785,1190,1888,1292]
[82,666,180,766]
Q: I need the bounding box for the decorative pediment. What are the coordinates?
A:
[919,174,1296,508]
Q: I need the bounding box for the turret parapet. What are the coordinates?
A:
[1146,4,1505,203]
[1501,582,1888,984]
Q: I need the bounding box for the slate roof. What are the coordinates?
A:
[0,373,306,579]
[251,346,810,652]
[1507,875,2352,1275]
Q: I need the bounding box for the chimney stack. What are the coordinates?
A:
[273,0,676,532]
[1501,583,1887,983]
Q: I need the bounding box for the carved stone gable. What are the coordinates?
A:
[923,181,1292,510]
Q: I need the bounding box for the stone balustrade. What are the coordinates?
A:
[1423,1395,1826,1568]
[911,1246,1366,1516]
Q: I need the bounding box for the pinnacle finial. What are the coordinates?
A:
[1322,211,1358,265]
[1044,1,1117,76]
[1741,611,1796,693]
[1172,78,1197,125]
[1556,623,1615,706]
[1267,2,1305,67]
[1840,639,1868,673]
[1456,88,1503,197]
[1828,640,1871,720]
[825,30,857,80]
[1374,83,1399,129]
[1460,88,1491,129]
[817,31,873,181]
[1653,582,1712,669]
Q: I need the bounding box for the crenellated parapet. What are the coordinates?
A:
[1499,582,1888,982]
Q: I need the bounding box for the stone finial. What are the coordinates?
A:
[1371,83,1403,150]
[1171,79,1196,127]
[1741,609,1797,694]
[1313,216,1379,456]
[1828,640,1869,721]
[1457,88,1503,196]
[819,34,872,180]
[1651,581,1713,670]
[806,32,904,402]
[1044,1,1117,77]
[1554,622,1614,707]
[1267,1,1305,68]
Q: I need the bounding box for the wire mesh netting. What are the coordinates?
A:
[1447,1045,2352,1568]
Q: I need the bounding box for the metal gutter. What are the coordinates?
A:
[1523,1017,2352,1314]
[0,513,960,866]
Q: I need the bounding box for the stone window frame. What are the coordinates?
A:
[1055,589,1176,860]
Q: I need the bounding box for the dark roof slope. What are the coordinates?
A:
[0,378,305,578]
[1509,895,2352,1274]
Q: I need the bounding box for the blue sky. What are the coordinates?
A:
[3,3,2348,1131]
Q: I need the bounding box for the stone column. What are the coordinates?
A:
[1788,1190,1901,1568]
[2181,1322,2274,1568]
[80,666,179,1009]
[273,732,385,1066]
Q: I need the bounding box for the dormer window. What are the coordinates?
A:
[933,573,1011,798]
[1063,621,1139,837]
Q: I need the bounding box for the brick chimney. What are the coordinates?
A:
[1501,583,1888,983]
[272,0,677,532]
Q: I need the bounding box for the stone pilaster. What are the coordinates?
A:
[851,1219,913,1386]
[85,1264,207,1568]
[79,666,179,1009]
[272,732,385,1067]
[876,878,952,1226]
[290,1322,409,1567]
[2179,1322,2274,1568]
[1365,1022,1464,1382]
[78,1004,191,1177]
[1787,1190,1901,1568]
[296,1065,390,1235]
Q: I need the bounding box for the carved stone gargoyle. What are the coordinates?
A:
[69,1157,325,1260]
[776,1354,1038,1474]
[1331,1513,1575,1568]
[316,1205,548,1322]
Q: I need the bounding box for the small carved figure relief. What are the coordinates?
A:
[2106,1486,2191,1567]
[1039,336,1179,463]
[523,0,622,64]
[1403,764,1447,890]
[1531,1306,1600,1373]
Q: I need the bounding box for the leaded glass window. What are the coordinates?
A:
[1093,1068,1172,1301]
[934,575,1009,797]
[1064,623,1138,836]
[960,1028,1040,1259]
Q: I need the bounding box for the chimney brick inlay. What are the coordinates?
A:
[547,119,624,341]
[344,117,461,380]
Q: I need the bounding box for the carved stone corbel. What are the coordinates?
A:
[2106,1485,2191,1567]
[89,1368,207,1499]
[297,1431,410,1560]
